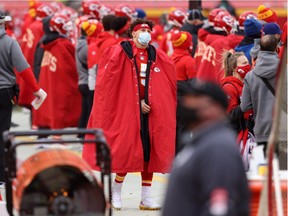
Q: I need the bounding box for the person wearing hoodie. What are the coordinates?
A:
[221,51,251,133]
[241,35,279,155]
[171,30,196,81]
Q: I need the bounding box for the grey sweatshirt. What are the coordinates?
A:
[75,36,88,85]
[0,26,30,89]
[241,51,279,142]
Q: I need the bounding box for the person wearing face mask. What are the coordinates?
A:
[221,51,252,133]
[82,18,177,210]
[162,80,250,216]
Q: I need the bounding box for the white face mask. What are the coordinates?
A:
[137,32,151,45]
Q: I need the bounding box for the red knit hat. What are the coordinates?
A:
[171,30,192,50]
[257,5,277,24]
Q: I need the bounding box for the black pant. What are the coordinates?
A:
[78,84,94,137]
[0,88,14,182]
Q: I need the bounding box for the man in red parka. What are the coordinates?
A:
[194,8,229,70]
[197,13,243,84]
[33,13,81,131]
[82,18,176,210]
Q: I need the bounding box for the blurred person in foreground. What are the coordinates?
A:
[162,80,249,216]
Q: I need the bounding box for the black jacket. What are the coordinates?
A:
[163,122,250,216]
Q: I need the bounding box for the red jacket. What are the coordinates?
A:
[82,41,177,173]
[225,34,243,50]
[171,49,196,81]
[221,76,243,112]
[18,20,44,107]
[194,29,225,71]
[33,38,81,129]
[197,34,243,84]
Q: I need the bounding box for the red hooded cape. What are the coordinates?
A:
[33,38,81,129]
[171,49,196,81]
[18,20,44,108]
[82,41,177,173]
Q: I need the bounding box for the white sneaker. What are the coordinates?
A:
[111,191,122,210]
[139,197,161,210]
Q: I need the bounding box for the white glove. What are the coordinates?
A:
[31,88,47,110]
[88,65,97,91]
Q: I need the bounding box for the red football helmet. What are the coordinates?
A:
[36,3,55,19]
[115,4,137,21]
[49,1,65,13]
[49,13,73,37]
[214,13,235,34]
[82,0,102,20]
[60,7,78,21]
[99,4,115,19]
[238,11,257,29]
[168,8,188,28]
[208,8,230,26]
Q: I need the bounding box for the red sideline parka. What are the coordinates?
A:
[82,40,177,173]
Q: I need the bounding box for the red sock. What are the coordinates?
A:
[141,171,153,187]
[115,173,127,183]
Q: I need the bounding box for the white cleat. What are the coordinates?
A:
[139,197,161,211]
[111,191,122,210]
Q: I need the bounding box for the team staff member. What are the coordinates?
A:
[0,12,46,183]
[163,81,250,216]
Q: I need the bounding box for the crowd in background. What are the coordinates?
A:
[0,0,287,212]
